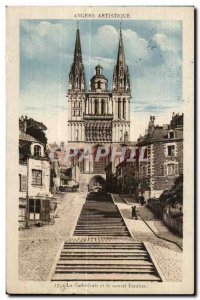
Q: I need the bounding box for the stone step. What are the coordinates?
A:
[77,221,124,223]
[60,255,149,260]
[75,225,126,228]
[55,268,155,274]
[74,230,129,233]
[63,241,141,245]
[51,273,161,281]
[61,249,147,254]
[73,234,130,236]
[57,259,153,266]
[63,246,144,250]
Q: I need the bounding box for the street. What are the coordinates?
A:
[19,192,86,281]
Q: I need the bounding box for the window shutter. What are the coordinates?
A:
[21,175,27,191]
[175,163,179,175]
[164,164,167,176]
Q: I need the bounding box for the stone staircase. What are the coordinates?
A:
[74,192,130,237]
[51,237,161,281]
[50,192,162,282]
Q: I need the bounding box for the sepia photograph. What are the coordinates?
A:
[6,6,194,295]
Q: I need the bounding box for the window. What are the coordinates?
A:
[168,131,175,139]
[97,81,101,89]
[19,174,27,191]
[123,99,126,119]
[167,145,175,156]
[95,100,98,115]
[164,163,179,176]
[118,99,121,119]
[29,199,41,220]
[120,130,123,142]
[101,100,105,115]
[167,164,175,175]
[141,165,147,177]
[32,170,42,186]
[74,102,81,108]
[34,145,41,157]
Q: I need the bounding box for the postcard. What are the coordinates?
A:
[6,6,194,295]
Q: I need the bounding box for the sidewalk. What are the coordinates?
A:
[112,194,183,282]
[19,192,85,281]
[137,205,183,248]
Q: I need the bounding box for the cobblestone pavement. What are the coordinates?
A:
[112,196,183,282]
[18,192,86,281]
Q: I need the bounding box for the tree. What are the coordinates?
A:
[139,177,150,194]
[123,174,138,194]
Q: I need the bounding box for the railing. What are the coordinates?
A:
[137,212,183,251]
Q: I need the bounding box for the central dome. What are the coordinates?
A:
[90,65,108,92]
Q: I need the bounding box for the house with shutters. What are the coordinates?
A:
[19,116,56,228]
[137,113,183,199]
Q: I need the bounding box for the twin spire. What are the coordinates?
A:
[73,26,82,64]
[112,27,130,92]
[116,28,126,71]
[68,25,130,93]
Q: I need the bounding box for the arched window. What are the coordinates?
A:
[95,100,98,115]
[118,99,121,119]
[123,99,126,119]
[97,81,101,89]
[34,145,41,157]
[101,100,105,115]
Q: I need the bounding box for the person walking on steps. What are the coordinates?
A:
[132,206,138,220]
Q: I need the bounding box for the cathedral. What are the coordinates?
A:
[67,25,132,190]
[67,26,131,144]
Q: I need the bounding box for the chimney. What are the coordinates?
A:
[148,116,155,131]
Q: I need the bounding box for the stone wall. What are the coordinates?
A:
[28,158,51,197]
[152,140,183,195]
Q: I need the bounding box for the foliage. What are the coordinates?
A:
[160,174,183,206]
[147,175,183,219]
[139,177,150,193]
[122,174,138,194]
[19,140,32,162]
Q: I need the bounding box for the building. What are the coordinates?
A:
[67,26,131,191]
[47,142,80,191]
[137,113,183,199]
[19,116,56,228]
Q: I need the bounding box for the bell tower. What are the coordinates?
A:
[67,26,131,144]
[68,26,86,92]
[112,27,131,143]
[67,26,86,143]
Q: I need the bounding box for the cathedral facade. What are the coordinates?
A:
[67,26,131,144]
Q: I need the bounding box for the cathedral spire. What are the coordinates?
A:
[73,26,82,64]
[68,26,86,92]
[116,28,126,71]
[112,27,130,93]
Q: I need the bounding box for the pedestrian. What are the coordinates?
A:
[132,206,138,220]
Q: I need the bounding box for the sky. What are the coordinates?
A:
[20,19,183,143]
